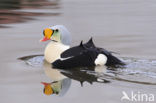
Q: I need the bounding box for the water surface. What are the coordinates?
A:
[0,0,156,103]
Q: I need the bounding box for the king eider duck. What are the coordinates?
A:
[40,25,125,69]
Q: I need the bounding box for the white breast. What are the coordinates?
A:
[44,41,70,63]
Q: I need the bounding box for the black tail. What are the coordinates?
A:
[105,54,125,67]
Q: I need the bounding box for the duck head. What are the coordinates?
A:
[40,25,71,46]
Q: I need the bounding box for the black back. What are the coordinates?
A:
[53,37,125,69]
[53,47,99,69]
[61,41,85,58]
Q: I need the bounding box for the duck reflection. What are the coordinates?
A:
[41,79,71,96]
[60,66,110,86]
[42,59,110,96]
[42,60,71,96]
[19,54,110,96]
[43,60,67,81]
[18,55,111,96]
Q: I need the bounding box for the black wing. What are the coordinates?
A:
[85,37,125,66]
[61,38,95,58]
[52,48,99,69]
[97,48,125,67]
[61,41,85,58]
[54,38,125,69]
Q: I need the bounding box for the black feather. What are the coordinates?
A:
[79,40,83,47]
[61,44,85,58]
[84,37,95,48]
[54,38,125,69]
[53,48,98,69]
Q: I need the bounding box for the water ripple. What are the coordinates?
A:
[19,55,156,85]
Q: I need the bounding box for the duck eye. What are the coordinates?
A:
[55,29,59,32]
[55,91,59,94]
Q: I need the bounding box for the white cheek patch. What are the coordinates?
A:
[94,54,107,66]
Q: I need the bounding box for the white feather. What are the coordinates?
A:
[44,41,70,63]
[94,54,107,66]
[60,56,73,61]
